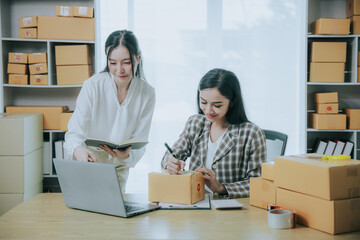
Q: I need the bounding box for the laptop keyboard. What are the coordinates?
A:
[125,205,144,213]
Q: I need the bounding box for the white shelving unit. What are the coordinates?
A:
[306,0,360,159]
[0,0,100,190]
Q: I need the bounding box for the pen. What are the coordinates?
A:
[164,142,179,159]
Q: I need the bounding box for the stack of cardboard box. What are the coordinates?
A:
[347,0,360,34]
[55,45,92,85]
[7,52,28,84]
[28,53,48,85]
[345,109,360,129]
[309,41,347,83]
[250,155,360,234]
[312,92,346,130]
[0,113,43,216]
[19,16,37,39]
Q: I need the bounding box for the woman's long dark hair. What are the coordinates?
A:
[197,68,248,124]
[103,30,145,80]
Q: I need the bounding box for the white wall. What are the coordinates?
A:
[100,0,306,193]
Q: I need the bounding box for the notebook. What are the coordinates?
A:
[53,158,160,218]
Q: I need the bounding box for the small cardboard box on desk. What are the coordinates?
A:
[148,171,205,204]
[0,113,43,216]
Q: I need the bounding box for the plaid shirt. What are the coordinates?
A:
[161,114,266,198]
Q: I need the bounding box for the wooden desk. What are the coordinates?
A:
[0,193,359,239]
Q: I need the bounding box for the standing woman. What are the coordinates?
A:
[64,30,155,192]
[161,68,266,198]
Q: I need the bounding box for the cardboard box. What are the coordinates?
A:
[0,194,23,216]
[56,6,74,17]
[19,28,37,39]
[277,187,360,235]
[148,171,205,204]
[28,63,48,75]
[8,74,28,85]
[30,75,48,85]
[312,18,350,35]
[8,52,28,64]
[56,65,91,85]
[345,109,360,129]
[249,177,276,209]
[274,155,360,200]
[309,63,344,83]
[55,45,91,65]
[314,92,338,104]
[316,103,339,114]
[312,113,346,130]
[7,63,27,74]
[311,42,347,63]
[28,53,47,64]
[358,67,360,82]
[6,106,68,130]
[261,162,274,181]
[351,16,360,34]
[0,113,42,155]
[38,16,94,41]
[0,148,43,195]
[74,6,94,18]
[347,0,360,17]
[19,16,37,28]
[60,112,73,131]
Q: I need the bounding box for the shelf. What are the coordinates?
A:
[307,129,359,132]
[307,82,360,85]
[44,130,66,133]
[1,37,95,44]
[3,84,83,88]
[307,35,356,38]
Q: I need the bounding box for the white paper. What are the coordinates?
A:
[159,194,210,209]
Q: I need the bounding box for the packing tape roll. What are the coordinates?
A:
[267,209,295,229]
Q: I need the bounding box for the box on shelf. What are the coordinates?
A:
[37,16,94,41]
[30,75,48,85]
[312,18,350,35]
[28,63,48,75]
[274,155,360,201]
[316,103,339,114]
[351,16,360,34]
[261,162,274,181]
[56,65,91,85]
[60,112,73,131]
[312,113,346,130]
[358,68,360,82]
[249,177,276,209]
[0,148,43,195]
[19,28,37,39]
[314,92,338,104]
[28,53,47,64]
[19,16,38,28]
[311,42,347,63]
[55,45,91,65]
[309,63,344,83]
[8,53,28,64]
[0,194,23,216]
[0,113,42,156]
[347,0,360,17]
[5,106,68,130]
[56,6,74,17]
[148,171,205,204]
[74,6,94,18]
[7,63,27,74]
[8,74,28,85]
[345,109,360,129]
[277,187,360,235]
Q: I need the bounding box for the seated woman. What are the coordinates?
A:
[161,68,266,198]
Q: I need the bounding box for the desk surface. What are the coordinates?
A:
[0,193,359,239]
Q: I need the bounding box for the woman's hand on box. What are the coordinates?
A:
[195,167,227,194]
[166,156,185,175]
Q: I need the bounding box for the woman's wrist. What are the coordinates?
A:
[216,184,227,194]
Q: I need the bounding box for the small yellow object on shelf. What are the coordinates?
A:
[322,155,351,161]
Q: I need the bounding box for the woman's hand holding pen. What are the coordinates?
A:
[99,145,132,160]
[195,167,227,194]
[74,146,97,162]
[166,156,186,175]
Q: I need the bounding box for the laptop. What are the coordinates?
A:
[53,158,160,218]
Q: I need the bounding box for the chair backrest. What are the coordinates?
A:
[263,129,288,162]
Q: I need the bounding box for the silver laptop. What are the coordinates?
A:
[53,158,160,218]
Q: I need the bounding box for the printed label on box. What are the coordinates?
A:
[61,6,70,16]
[78,7,88,15]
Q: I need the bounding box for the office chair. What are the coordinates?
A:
[263,129,288,162]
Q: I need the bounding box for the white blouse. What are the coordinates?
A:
[64,72,156,168]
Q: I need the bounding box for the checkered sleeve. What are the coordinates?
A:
[161,115,203,169]
[223,126,267,198]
